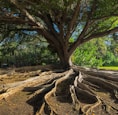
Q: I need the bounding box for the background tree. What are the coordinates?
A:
[0,34,58,67]
[103,34,118,66]
[72,35,118,67]
[0,0,118,68]
[72,37,106,67]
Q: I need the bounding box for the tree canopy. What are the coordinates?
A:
[0,0,118,68]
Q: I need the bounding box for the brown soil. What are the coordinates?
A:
[0,91,33,115]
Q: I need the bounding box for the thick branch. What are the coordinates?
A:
[78,0,97,39]
[0,16,32,25]
[65,1,81,40]
[10,0,45,29]
[82,27,118,43]
[91,14,118,22]
[9,0,61,49]
[68,21,91,56]
[68,1,98,56]
[44,14,59,38]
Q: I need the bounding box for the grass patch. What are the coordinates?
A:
[98,66,118,71]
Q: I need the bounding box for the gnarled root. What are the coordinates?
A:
[28,68,118,115]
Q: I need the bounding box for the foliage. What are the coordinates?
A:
[72,36,118,67]
[72,38,105,67]
[0,0,118,67]
[0,35,58,67]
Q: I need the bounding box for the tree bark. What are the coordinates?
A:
[59,54,72,69]
[57,47,73,69]
[53,40,73,69]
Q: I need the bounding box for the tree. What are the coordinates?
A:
[72,38,107,67]
[72,35,118,67]
[0,34,58,67]
[0,1,118,115]
[103,34,118,66]
[0,0,118,68]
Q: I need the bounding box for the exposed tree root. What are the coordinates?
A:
[33,67,118,115]
[0,70,66,100]
[0,66,118,115]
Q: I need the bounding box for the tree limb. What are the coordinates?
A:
[65,1,81,41]
[91,14,118,22]
[0,16,32,25]
[44,14,59,38]
[82,27,118,44]
[9,0,45,29]
[8,0,61,49]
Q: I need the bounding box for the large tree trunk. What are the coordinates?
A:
[59,54,72,69]
[56,43,73,69]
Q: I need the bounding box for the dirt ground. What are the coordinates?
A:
[0,67,37,115]
[0,91,33,115]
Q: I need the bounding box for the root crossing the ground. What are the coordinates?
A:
[0,66,118,115]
